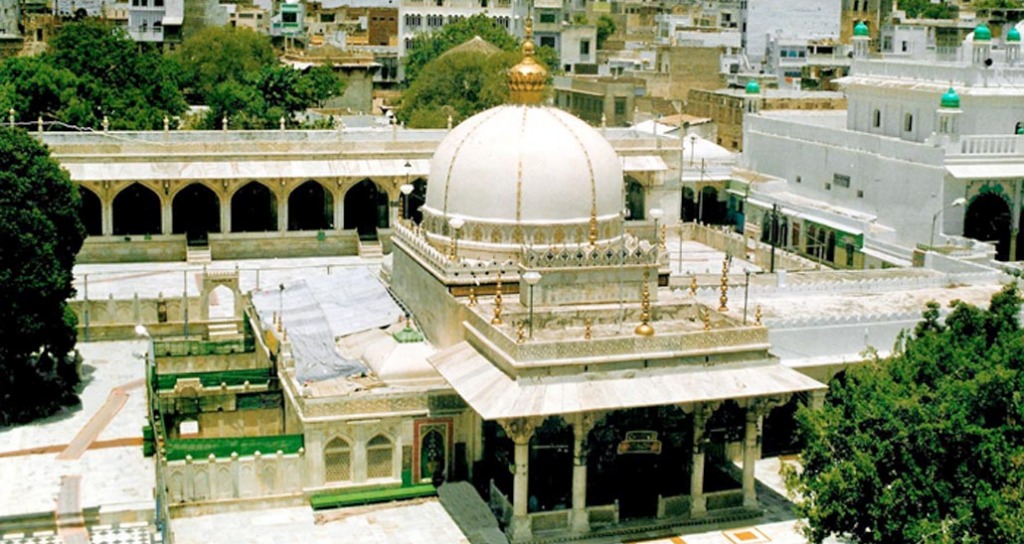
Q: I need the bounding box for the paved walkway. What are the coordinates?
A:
[57,379,142,461]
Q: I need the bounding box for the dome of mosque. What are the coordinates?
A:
[1007,26,1021,42]
[941,87,960,109]
[853,21,869,37]
[419,18,624,252]
[974,23,992,41]
[422,104,624,229]
[745,80,761,95]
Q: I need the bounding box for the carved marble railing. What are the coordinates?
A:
[586,501,619,528]
[529,509,570,533]
[705,489,744,511]
[657,493,691,518]
[164,450,305,504]
[522,237,662,269]
[952,135,1024,156]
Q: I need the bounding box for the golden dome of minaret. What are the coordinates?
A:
[508,18,548,105]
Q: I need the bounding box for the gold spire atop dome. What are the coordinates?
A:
[508,17,548,105]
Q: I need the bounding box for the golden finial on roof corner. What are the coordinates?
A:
[508,16,548,105]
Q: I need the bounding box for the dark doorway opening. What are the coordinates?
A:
[964,193,1012,261]
[344,179,389,239]
[288,180,334,231]
[112,183,160,235]
[79,186,102,236]
[173,184,220,244]
[231,182,277,232]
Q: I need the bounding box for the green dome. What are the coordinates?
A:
[941,87,960,109]
[1008,27,1021,42]
[853,21,870,37]
[974,23,992,41]
[745,80,761,95]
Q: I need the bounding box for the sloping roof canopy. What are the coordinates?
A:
[428,342,825,420]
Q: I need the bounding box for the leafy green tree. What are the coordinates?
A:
[899,0,958,19]
[0,127,86,425]
[403,14,519,84]
[596,15,617,49]
[0,57,79,123]
[790,284,1024,543]
[973,0,1024,8]
[299,65,346,108]
[398,49,518,128]
[172,26,276,102]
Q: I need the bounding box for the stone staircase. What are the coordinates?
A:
[207,319,243,342]
[186,245,212,264]
[437,482,507,544]
[357,238,383,259]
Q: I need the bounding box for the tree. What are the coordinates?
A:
[0,127,86,425]
[397,49,518,128]
[0,21,187,130]
[300,65,346,108]
[172,26,276,102]
[596,15,617,49]
[403,14,519,84]
[789,284,1024,543]
[898,0,959,19]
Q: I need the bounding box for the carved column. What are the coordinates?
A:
[690,403,713,517]
[102,198,114,236]
[499,417,536,543]
[220,192,232,234]
[742,406,758,509]
[277,184,288,232]
[161,197,173,235]
[571,412,598,533]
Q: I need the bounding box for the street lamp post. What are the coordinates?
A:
[769,203,779,273]
[400,183,414,223]
[522,271,542,339]
[929,197,967,249]
[743,270,751,324]
[449,217,465,260]
[649,207,664,247]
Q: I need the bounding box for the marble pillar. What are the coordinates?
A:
[500,418,535,543]
[220,195,232,234]
[102,199,114,236]
[571,413,591,533]
[162,199,173,235]
[690,403,711,517]
[742,408,759,509]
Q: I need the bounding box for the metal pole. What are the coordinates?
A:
[769,203,778,274]
[743,270,750,324]
[678,222,684,275]
[83,274,89,342]
[183,270,189,339]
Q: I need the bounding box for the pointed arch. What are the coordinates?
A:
[366,433,394,479]
[231,182,277,233]
[78,185,102,236]
[625,177,645,220]
[173,183,220,238]
[344,179,389,235]
[407,178,427,224]
[964,193,1012,261]
[288,180,334,231]
[112,183,161,235]
[324,437,352,483]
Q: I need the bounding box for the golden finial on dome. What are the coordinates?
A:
[508,17,548,105]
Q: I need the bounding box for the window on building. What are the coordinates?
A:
[904,113,913,132]
[846,243,855,267]
[872,109,881,128]
[540,36,555,48]
[366,434,394,479]
[324,437,352,482]
[901,41,908,52]
[321,13,335,22]
[614,97,626,115]
[283,12,297,23]
[154,0,162,6]
[539,12,557,23]
[580,39,590,56]
[833,174,850,188]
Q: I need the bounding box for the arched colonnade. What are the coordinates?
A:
[76,177,428,239]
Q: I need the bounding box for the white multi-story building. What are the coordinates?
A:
[0,0,18,37]
[397,0,513,59]
[742,0,841,64]
[127,0,183,44]
[740,22,1024,267]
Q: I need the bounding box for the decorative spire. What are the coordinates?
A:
[635,269,655,337]
[492,271,504,325]
[508,17,548,105]
[718,257,729,312]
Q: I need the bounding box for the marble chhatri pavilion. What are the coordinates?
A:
[382,23,826,540]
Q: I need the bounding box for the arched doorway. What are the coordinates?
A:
[173,184,220,241]
[408,178,427,224]
[964,193,1012,261]
[288,180,333,231]
[528,417,573,513]
[208,284,235,320]
[681,187,698,222]
[420,427,447,484]
[231,182,277,232]
[586,406,690,520]
[112,183,161,235]
[700,186,726,225]
[625,178,645,220]
[344,179,389,237]
[79,186,102,236]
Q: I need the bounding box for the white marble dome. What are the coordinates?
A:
[421,105,624,230]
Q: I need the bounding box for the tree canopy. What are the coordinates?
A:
[404,14,520,84]
[789,285,1024,543]
[0,20,186,130]
[0,127,86,425]
[596,15,617,49]
[398,49,519,128]
[898,0,959,19]
[170,26,277,102]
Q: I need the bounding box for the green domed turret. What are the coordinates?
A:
[974,23,992,41]
[745,80,761,95]
[853,21,869,37]
[941,87,960,109]
[1007,26,1021,42]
